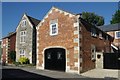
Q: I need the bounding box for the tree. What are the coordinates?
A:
[110,10,120,24]
[81,12,104,26]
[8,51,16,63]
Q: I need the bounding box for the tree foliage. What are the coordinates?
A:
[82,12,104,26]
[110,10,120,24]
[8,51,16,63]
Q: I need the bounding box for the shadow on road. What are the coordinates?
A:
[2,68,58,80]
[2,67,117,80]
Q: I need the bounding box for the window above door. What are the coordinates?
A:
[50,19,58,36]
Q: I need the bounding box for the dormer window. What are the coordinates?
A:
[115,31,120,39]
[21,19,26,27]
[91,28,97,37]
[50,19,58,36]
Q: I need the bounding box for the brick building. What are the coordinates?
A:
[1,32,16,64]
[1,37,8,64]
[98,23,120,52]
[36,7,113,73]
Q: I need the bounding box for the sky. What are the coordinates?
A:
[2,2,118,38]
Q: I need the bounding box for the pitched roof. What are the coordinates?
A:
[97,23,120,32]
[79,18,113,40]
[2,32,16,39]
[36,6,76,29]
[26,15,40,27]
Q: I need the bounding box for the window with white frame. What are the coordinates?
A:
[91,44,96,61]
[19,49,25,57]
[20,31,26,43]
[21,19,26,27]
[91,28,97,37]
[50,19,58,36]
[115,31,120,39]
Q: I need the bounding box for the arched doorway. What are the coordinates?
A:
[44,48,66,71]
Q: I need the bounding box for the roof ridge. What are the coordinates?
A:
[52,6,76,15]
[26,14,40,27]
[26,15,40,21]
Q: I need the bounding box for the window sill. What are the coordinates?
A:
[20,42,26,44]
[50,34,58,36]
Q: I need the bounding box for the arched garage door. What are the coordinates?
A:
[45,48,66,71]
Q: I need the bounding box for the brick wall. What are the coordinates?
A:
[107,31,120,47]
[9,33,16,52]
[37,7,112,74]
[2,38,8,63]
[37,8,79,73]
[80,20,111,72]
[8,33,16,63]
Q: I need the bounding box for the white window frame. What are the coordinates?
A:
[19,49,25,56]
[91,28,97,37]
[21,19,26,27]
[20,31,26,43]
[115,31,120,39]
[50,23,58,36]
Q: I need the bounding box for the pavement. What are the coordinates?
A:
[2,65,119,80]
[81,68,120,79]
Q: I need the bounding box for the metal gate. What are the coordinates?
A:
[103,53,120,69]
[45,48,66,71]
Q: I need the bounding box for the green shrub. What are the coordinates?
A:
[18,57,29,64]
[13,62,20,66]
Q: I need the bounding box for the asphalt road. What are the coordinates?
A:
[2,68,58,80]
[1,65,116,80]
